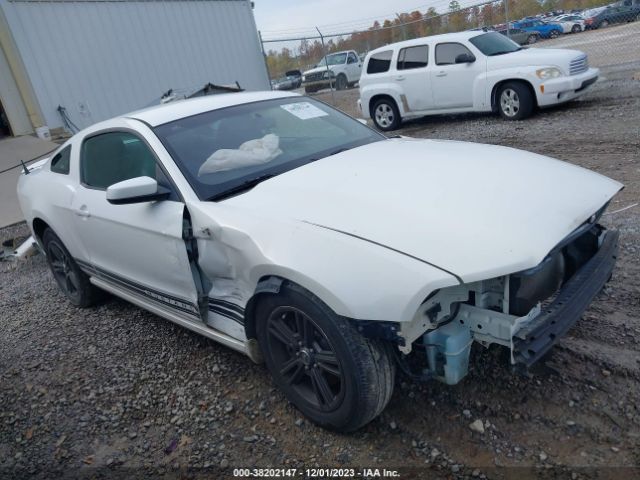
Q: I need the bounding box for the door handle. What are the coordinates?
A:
[436,71,447,77]
[74,206,90,218]
[395,75,405,81]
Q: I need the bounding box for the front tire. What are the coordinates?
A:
[256,285,395,432]
[549,29,560,38]
[498,82,534,121]
[335,74,347,91]
[571,24,581,33]
[371,98,401,131]
[527,34,538,44]
[42,228,103,307]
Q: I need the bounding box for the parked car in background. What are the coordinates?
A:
[358,30,599,130]
[285,70,302,88]
[302,50,362,93]
[498,28,540,45]
[272,76,296,91]
[583,1,640,28]
[512,19,564,38]
[552,14,586,33]
[581,5,607,28]
[17,91,622,431]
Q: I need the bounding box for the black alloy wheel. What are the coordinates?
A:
[265,305,345,411]
[43,228,103,307]
[256,284,395,431]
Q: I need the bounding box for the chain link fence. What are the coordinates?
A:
[259,0,640,117]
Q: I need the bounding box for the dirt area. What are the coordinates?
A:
[1,29,640,480]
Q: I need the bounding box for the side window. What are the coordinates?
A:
[50,146,71,175]
[397,45,428,70]
[347,52,358,64]
[435,43,474,66]
[366,50,393,74]
[81,131,159,190]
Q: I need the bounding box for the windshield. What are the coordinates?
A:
[318,52,348,67]
[153,97,384,201]
[469,32,522,56]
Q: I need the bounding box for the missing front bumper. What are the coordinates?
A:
[512,230,619,368]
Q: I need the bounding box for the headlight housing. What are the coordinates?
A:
[536,67,563,79]
[301,75,306,81]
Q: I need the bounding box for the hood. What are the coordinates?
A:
[487,48,586,75]
[303,65,337,76]
[224,139,622,283]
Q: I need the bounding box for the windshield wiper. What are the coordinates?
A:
[306,146,354,164]
[328,147,352,156]
[208,173,276,201]
[489,47,523,56]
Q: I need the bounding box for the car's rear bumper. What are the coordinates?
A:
[537,67,599,106]
[512,229,619,368]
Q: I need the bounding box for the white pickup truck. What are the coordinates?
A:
[358,30,599,130]
[302,50,362,93]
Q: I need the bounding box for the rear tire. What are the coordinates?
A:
[371,98,401,131]
[42,228,103,307]
[600,20,609,28]
[549,29,560,38]
[256,284,395,432]
[497,82,534,121]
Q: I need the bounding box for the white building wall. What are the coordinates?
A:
[0,0,270,130]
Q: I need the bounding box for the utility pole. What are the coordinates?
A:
[315,27,336,104]
[504,0,510,38]
[396,13,407,40]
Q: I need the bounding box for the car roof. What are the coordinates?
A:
[367,30,485,55]
[126,91,300,127]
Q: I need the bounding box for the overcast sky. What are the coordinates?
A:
[253,0,483,39]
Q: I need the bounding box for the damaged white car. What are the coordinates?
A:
[18,92,622,431]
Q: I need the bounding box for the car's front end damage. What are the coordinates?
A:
[395,215,619,385]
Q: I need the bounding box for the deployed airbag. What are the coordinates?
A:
[198,134,282,176]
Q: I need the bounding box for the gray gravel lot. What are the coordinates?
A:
[2,32,640,479]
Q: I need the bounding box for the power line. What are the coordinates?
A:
[262,0,497,43]
[260,0,473,37]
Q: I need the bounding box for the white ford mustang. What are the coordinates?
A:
[17,91,622,431]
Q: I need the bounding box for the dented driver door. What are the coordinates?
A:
[73,127,202,322]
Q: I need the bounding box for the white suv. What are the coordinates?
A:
[358,30,599,131]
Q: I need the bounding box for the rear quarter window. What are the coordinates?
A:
[366,50,393,74]
[50,146,71,175]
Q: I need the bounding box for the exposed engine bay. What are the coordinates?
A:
[398,223,617,385]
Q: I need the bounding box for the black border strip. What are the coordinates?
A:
[75,258,200,318]
[208,304,245,325]
[209,298,244,315]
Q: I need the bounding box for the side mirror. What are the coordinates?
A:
[106,176,170,205]
[455,53,476,64]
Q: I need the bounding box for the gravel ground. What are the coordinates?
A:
[2,57,640,480]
